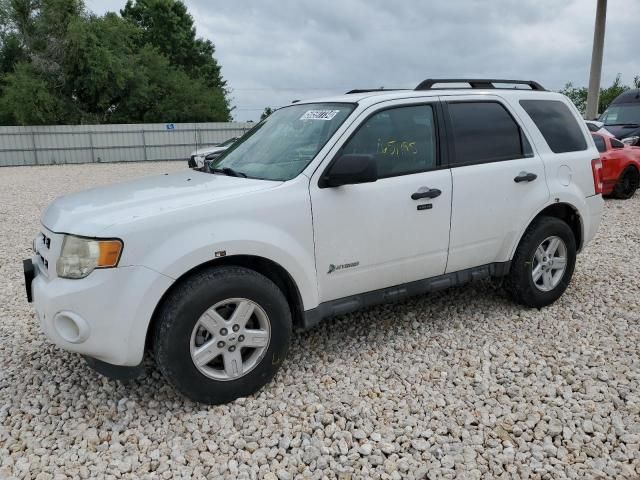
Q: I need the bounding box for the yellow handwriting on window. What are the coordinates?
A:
[377,139,418,156]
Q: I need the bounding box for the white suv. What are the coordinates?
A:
[24,79,604,404]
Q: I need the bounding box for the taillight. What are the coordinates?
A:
[591,158,603,194]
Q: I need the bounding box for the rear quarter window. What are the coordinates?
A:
[592,134,607,153]
[611,138,625,149]
[520,100,587,153]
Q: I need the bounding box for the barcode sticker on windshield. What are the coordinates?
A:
[300,110,340,121]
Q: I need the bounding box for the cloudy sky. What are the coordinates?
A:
[86,0,639,121]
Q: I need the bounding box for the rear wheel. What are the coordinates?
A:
[153,266,291,404]
[506,216,576,308]
[612,166,640,199]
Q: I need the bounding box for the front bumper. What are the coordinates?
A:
[26,261,173,366]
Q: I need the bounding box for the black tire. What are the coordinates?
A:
[506,216,577,308]
[153,266,292,404]
[612,166,640,200]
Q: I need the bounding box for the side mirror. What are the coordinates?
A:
[320,154,377,188]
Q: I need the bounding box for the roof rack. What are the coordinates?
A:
[345,88,405,94]
[415,78,546,91]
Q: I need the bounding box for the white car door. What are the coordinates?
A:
[442,95,550,273]
[309,100,452,303]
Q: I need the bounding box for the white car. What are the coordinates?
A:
[188,137,238,168]
[24,78,604,404]
[585,120,615,138]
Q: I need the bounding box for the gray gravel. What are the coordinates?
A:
[1,162,640,479]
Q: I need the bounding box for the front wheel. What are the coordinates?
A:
[612,166,639,199]
[153,266,292,404]
[506,216,577,308]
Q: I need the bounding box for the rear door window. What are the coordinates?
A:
[520,100,587,153]
[447,101,531,166]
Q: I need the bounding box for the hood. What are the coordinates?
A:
[42,169,279,235]
[191,145,226,156]
[603,124,640,141]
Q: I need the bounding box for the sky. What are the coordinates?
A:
[86,0,640,122]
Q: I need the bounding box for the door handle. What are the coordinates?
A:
[514,172,538,183]
[411,187,442,200]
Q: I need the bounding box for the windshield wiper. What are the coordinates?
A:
[210,167,247,178]
[605,123,640,127]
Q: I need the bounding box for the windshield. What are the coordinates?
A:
[209,103,355,181]
[599,103,640,126]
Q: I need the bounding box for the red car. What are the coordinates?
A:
[592,133,640,199]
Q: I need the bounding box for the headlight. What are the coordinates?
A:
[621,136,639,146]
[56,235,123,279]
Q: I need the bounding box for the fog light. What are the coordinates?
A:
[53,311,90,343]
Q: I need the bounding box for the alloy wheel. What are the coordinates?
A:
[189,298,271,381]
[531,235,568,292]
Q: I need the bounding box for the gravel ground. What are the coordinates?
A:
[1,162,639,480]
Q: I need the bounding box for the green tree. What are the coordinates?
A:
[0,0,231,125]
[559,82,587,114]
[1,0,83,75]
[62,12,142,123]
[0,62,67,124]
[121,0,227,92]
[0,31,24,74]
[0,0,33,76]
[560,74,638,117]
[598,74,628,115]
[109,44,230,123]
[260,107,273,121]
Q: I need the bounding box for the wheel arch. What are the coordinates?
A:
[513,202,584,258]
[145,255,305,352]
[611,163,640,199]
[621,163,640,176]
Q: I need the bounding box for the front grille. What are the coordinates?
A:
[188,155,197,168]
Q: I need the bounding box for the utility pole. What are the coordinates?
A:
[585,0,607,120]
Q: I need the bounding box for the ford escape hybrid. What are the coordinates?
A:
[24,78,604,404]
